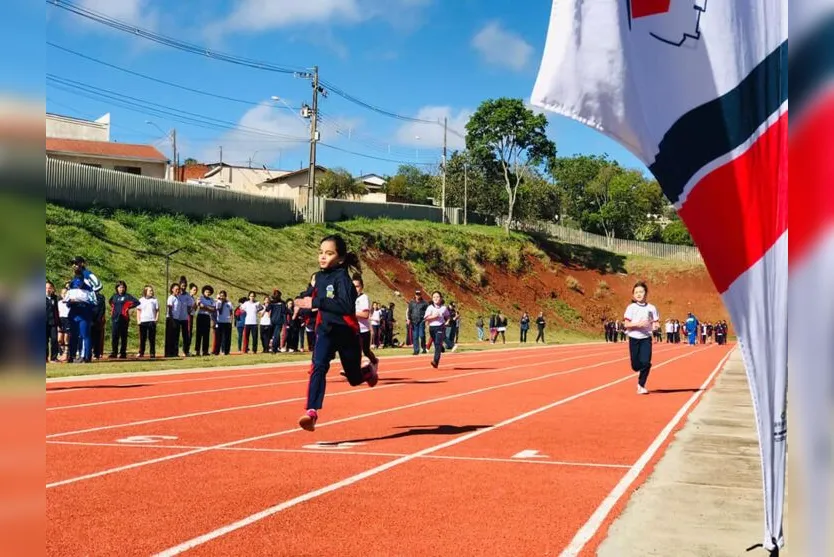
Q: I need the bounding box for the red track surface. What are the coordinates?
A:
[46,342,734,556]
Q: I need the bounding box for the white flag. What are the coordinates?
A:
[531,0,787,553]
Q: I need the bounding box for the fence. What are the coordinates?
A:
[47,159,298,226]
[507,219,703,263]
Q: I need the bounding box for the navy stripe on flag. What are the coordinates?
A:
[790,14,834,122]
[649,40,788,205]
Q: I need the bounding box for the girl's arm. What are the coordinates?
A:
[308,274,356,316]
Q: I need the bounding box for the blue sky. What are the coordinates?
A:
[42,0,650,177]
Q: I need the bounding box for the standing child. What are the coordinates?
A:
[623,281,660,395]
[213,290,234,356]
[109,281,140,359]
[294,235,379,431]
[136,285,159,358]
[353,273,379,368]
[424,291,451,369]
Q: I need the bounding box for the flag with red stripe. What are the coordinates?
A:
[531,0,787,553]
[788,3,834,556]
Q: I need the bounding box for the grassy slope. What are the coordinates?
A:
[46,204,715,376]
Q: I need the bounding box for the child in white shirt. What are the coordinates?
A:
[623,281,660,394]
[137,285,159,358]
[424,291,451,369]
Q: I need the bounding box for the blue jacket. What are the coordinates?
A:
[299,267,358,334]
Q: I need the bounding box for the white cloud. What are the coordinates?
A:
[221,0,433,34]
[224,0,362,32]
[77,0,159,30]
[394,106,471,151]
[471,21,533,72]
[200,101,360,169]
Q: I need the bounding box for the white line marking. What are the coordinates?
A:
[46,341,602,383]
[48,348,670,488]
[46,440,631,469]
[558,348,735,556]
[46,347,632,439]
[512,449,548,459]
[151,348,708,556]
[47,379,309,411]
[46,345,604,406]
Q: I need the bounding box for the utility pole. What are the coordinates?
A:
[306,66,321,221]
[441,116,447,224]
[464,160,468,225]
[171,128,177,181]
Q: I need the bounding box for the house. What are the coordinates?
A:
[45,138,169,179]
[46,112,169,179]
[355,174,388,203]
[181,162,292,196]
[258,166,328,204]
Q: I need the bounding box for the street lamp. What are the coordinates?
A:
[164,247,185,293]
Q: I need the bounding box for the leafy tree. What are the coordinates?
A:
[385,165,434,205]
[442,151,505,218]
[661,219,694,246]
[466,98,556,233]
[317,168,367,199]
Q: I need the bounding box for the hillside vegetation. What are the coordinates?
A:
[46,204,729,356]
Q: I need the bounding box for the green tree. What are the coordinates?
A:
[661,219,694,245]
[385,165,434,205]
[317,168,367,199]
[466,98,556,233]
[442,151,505,219]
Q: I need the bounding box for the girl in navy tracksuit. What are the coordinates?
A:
[109,281,140,359]
[295,234,379,432]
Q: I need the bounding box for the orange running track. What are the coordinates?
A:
[46,342,735,556]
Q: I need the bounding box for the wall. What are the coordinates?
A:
[47,158,298,226]
[46,113,109,141]
[47,153,167,179]
[323,199,446,223]
[509,219,703,263]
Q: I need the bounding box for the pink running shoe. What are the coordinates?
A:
[298,409,318,431]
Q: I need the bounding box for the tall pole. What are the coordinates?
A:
[308,66,320,222]
[172,128,177,181]
[441,116,447,224]
[464,161,468,225]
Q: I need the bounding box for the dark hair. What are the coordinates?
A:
[633,281,648,294]
[219,290,227,296]
[46,280,54,287]
[116,280,127,291]
[202,284,214,295]
[320,234,362,275]
[352,273,364,287]
[179,276,187,285]
[248,291,256,297]
[431,290,444,304]
[170,283,179,293]
[189,283,198,291]
[238,297,247,303]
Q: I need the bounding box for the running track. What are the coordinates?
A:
[46,341,735,556]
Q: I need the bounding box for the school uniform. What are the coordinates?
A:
[426,303,450,367]
[137,296,159,357]
[213,299,233,355]
[194,295,216,356]
[166,294,192,357]
[304,267,375,411]
[109,292,140,358]
[520,315,530,343]
[407,298,429,355]
[66,267,102,363]
[267,301,287,354]
[240,300,262,353]
[536,316,546,343]
[624,301,659,391]
[46,293,60,361]
[259,306,273,353]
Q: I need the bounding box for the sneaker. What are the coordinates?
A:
[299,409,318,431]
[431,359,439,369]
[364,360,379,387]
[637,386,649,395]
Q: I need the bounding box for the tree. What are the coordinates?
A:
[384,165,434,205]
[661,219,694,246]
[183,158,199,165]
[466,98,556,233]
[316,168,367,199]
[442,151,505,218]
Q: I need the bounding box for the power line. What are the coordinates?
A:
[47,0,307,74]
[47,0,468,139]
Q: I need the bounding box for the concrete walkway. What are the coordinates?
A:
[598,348,787,556]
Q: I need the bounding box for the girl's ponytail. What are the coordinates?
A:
[344,253,362,276]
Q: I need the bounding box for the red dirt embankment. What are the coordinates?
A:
[363,249,730,338]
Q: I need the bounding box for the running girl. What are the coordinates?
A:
[295,235,379,431]
[623,281,660,395]
[424,290,450,369]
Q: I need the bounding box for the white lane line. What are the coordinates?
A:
[46,346,636,439]
[46,341,603,384]
[558,348,734,557]
[150,348,707,556]
[46,345,607,406]
[46,440,631,469]
[48,348,669,488]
